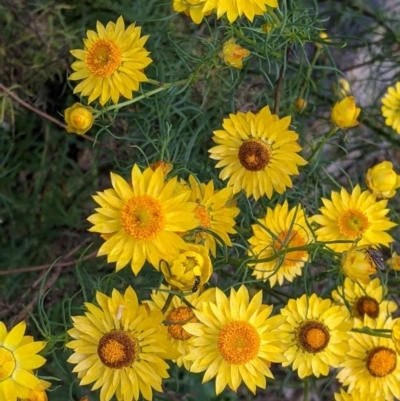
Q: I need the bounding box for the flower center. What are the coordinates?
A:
[366,347,397,377]
[86,38,122,77]
[296,320,330,353]
[272,230,308,268]
[121,195,166,241]
[354,296,379,319]
[238,140,271,172]
[217,321,261,365]
[338,209,370,239]
[166,306,198,341]
[97,330,138,369]
[195,205,211,228]
[0,346,16,380]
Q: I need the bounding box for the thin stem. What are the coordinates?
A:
[351,327,392,338]
[303,378,309,401]
[308,125,339,162]
[232,26,256,46]
[161,293,175,314]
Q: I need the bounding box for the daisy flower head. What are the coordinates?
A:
[334,387,387,401]
[67,286,179,401]
[87,164,198,275]
[248,200,314,287]
[208,106,307,200]
[220,38,250,69]
[280,293,352,379]
[21,379,51,401]
[392,318,400,355]
[185,174,239,256]
[365,161,400,199]
[184,285,288,394]
[64,102,94,135]
[336,314,400,400]
[312,185,396,253]
[341,245,377,285]
[381,82,400,134]
[0,321,47,401]
[69,16,152,105]
[172,0,212,24]
[330,96,361,130]
[146,285,217,370]
[203,0,278,23]
[331,277,397,323]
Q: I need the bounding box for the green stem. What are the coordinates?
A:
[232,26,256,46]
[298,46,324,102]
[351,327,392,338]
[267,9,281,27]
[161,293,175,314]
[303,378,309,401]
[308,125,339,162]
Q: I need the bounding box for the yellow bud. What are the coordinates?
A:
[315,31,330,48]
[294,97,307,111]
[220,38,250,69]
[332,78,352,98]
[330,96,361,129]
[365,161,400,198]
[64,102,94,135]
[150,160,173,175]
[341,245,376,285]
[261,23,273,33]
[22,380,51,401]
[388,252,400,271]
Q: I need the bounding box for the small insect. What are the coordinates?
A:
[366,247,386,270]
[192,276,201,292]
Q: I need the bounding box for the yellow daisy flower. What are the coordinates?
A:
[184,285,288,395]
[331,277,397,323]
[146,285,217,370]
[280,293,352,379]
[365,161,400,199]
[69,16,152,105]
[186,175,239,256]
[334,387,386,401]
[381,82,400,134]
[208,106,307,200]
[67,286,179,401]
[203,0,278,23]
[248,201,314,286]
[0,321,47,401]
[220,38,250,69]
[336,315,400,400]
[341,245,377,285]
[172,0,212,24]
[87,164,198,275]
[312,185,396,252]
[64,102,94,135]
[330,96,361,130]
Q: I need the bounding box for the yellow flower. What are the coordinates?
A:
[146,285,216,370]
[172,0,212,24]
[0,321,47,401]
[280,293,352,379]
[184,286,288,394]
[365,161,400,199]
[220,38,250,69]
[334,387,386,401]
[336,315,400,400]
[294,97,307,111]
[341,246,377,285]
[381,82,400,134]
[248,201,314,286]
[331,96,361,129]
[87,164,198,275]
[387,251,400,271]
[149,160,173,175]
[332,78,352,99]
[185,175,239,256]
[160,244,212,292]
[203,0,278,23]
[331,277,397,322]
[392,318,400,355]
[209,106,307,200]
[67,287,179,401]
[21,380,51,401]
[312,185,396,252]
[64,102,94,135]
[69,16,152,105]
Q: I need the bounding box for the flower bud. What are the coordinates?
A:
[387,252,400,271]
[330,96,361,129]
[220,38,250,69]
[341,245,376,284]
[365,161,400,198]
[295,98,307,111]
[64,102,94,135]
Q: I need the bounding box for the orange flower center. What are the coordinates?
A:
[238,140,271,171]
[97,330,138,369]
[195,205,211,228]
[0,346,16,380]
[366,347,397,377]
[121,195,166,241]
[354,296,379,319]
[297,320,330,353]
[217,321,260,365]
[166,306,198,341]
[338,209,370,239]
[273,230,308,268]
[86,39,122,77]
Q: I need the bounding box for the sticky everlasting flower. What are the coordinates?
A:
[203,0,278,23]
[64,102,94,135]
[280,294,352,379]
[184,286,288,394]
[381,82,400,134]
[334,388,386,401]
[365,161,400,199]
[392,318,400,355]
[0,321,47,401]
[67,287,179,401]
[220,38,250,69]
[387,251,400,271]
[209,106,307,200]
[341,246,377,285]
[21,380,51,401]
[69,16,152,105]
[87,164,198,275]
[248,201,313,286]
[331,96,361,129]
[313,185,396,252]
[172,0,212,24]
